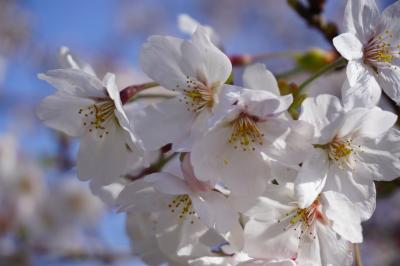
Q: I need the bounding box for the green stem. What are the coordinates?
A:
[297,57,347,93]
[287,57,347,118]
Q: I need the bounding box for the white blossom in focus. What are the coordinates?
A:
[37,63,144,185]
[333,0,400,108]
[191,64,314,196]
[135,26,232,152]
[296,94,400,220]
[243,184,358,266]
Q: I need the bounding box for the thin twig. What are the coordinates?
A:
[354,243,363,266]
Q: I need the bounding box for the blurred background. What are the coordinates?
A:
[0,0,398,265]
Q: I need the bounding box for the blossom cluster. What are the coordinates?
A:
[37,0,400,265]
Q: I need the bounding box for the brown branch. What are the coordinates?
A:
[354,243,363,266]
[287,0,339,47]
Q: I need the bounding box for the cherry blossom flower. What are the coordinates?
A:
[296,94,400,220]
[117,155,242,264]
[134,26,232,152]
[118,154,239,234]
[191,64,314,195]
[333,0,400,108]
[243,184,359,266]
[37,67,143,185]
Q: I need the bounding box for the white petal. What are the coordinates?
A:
[38,69,106,98]
[260,118,314,165]
[342,71,381,109]
[140,35,186,90]
[36,92,94,137]
[59,46,97,76]
[104,72,140,148]
[338,107,396,139]
[145,172,190,195]
[191,191,238,234]
[180,26,231,85]
[295,149,329,208]
[238,89,292,118]
[378,67,400,105]
[208,85,241,129]
[242,63,280,95]
[116,179,166,213]
[358,140,400,181]
[316,223,354,266]
[333,33,363,60]
[380,1,400,43]
[191,126,268,196]
[299,94,343,143]
[296,232,321,266]
[321,191,362,243]
[343,0,380,41]
[242,186,294,221]
[134,98,195,151]
[77,124,135,185]
[244,219,299,260]
[325,164,376,220]
[238,259,296,266]
[156,212,212,263]
[346,60,372,87]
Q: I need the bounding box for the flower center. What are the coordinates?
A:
[228,113,264,151]
[78,100,115,138]
[168,194,196,224]
[278,198,324,240]
[364,29,400,70]
[327,137,360,169]
[176,76,215,112]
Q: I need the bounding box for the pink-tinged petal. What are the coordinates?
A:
[134,98,195,151]
[139,35,186,90]
[315,223,354,266]
[333,33,363,60]
[295,148,329,208]
[321,191,362,243]
[343,0,380,41]
[37,92,94,137]
[342,72,381,109]
[144,172,190,195]
[325,164,376,220]
[181,154,213,193]
[299,94,343,143]
[180,26,231,85]
[338,107,396,139]
[243,63,280,95]
[38,69,107,98]
[191,191,238,234]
